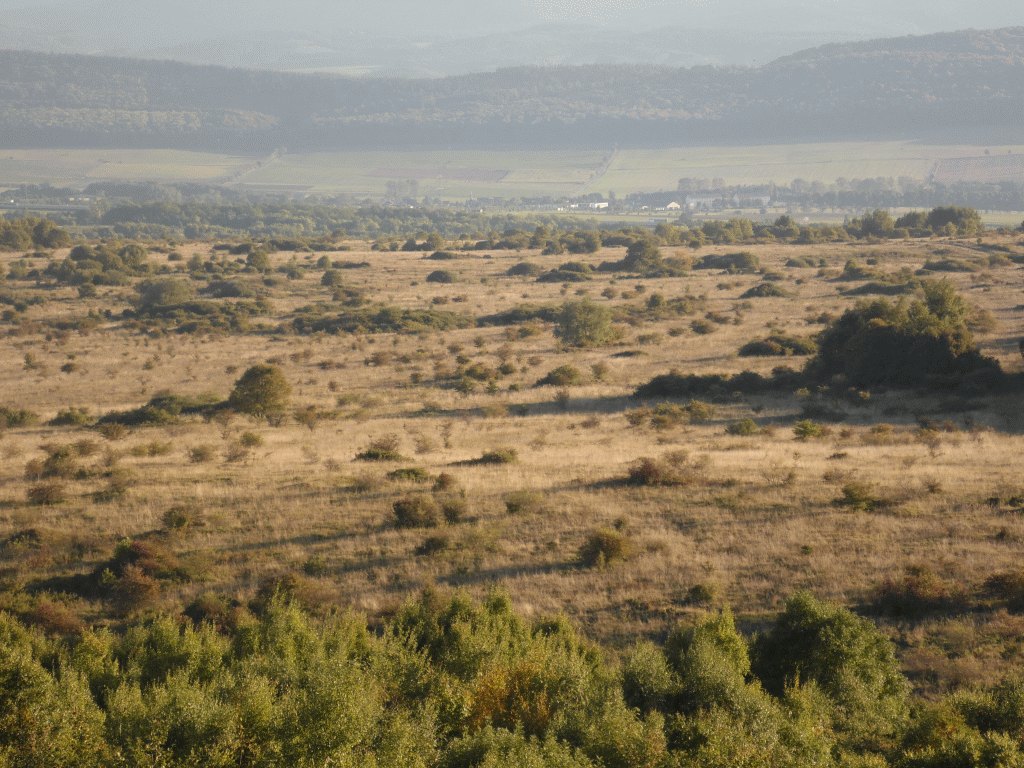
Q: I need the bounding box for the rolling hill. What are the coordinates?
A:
[0,27,1022,152]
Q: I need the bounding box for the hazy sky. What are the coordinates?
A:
[0,0,1021,72]
[3,0,1022,36]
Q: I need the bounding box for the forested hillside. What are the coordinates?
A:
[0,27,1022,151]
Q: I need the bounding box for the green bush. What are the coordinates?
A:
[388,467,433,483]
[504,491,549,515]
[738,334,817,357]
[793,419,826,440]
[135,278,195,312]
[228,364,291,418]
[48,407,94,427]
[536,365,585,387]
[725,418,760,436]
[626,453,700,486]
[393,495,443,528]
[426,269,457,284]
[752,592,908,751]
[99,392,220,427]
[0,405,40,429]
[554,300,616,347]
[695,251,760,273]
[506,261,543,277]
[740,282,790,299]
[835,481,881,511]
[473,448,518,465]
[27,481,67,505]
[0,587,1008,766]
[579,528,636,568]
[356,435,406,462]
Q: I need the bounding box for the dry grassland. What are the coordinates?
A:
[1,234,1023,693]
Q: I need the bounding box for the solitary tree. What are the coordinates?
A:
[228,364,291,419]
[554,300,616,348]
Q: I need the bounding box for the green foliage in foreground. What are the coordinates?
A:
[0,590,1022,766]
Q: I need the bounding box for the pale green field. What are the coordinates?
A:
[2,142,1023,200]
[593,142,1024,193]
[0,149,254,186]
[235,150,610,198]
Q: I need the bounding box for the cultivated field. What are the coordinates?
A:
[4,141,1024,199]
[1,232,1023,696]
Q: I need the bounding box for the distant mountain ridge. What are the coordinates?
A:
[0,26,1022,152]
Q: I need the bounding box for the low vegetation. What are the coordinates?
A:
[0,216,1021,764]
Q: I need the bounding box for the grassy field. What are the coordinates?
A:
[4,141,1024,199]
[0,149,255,187]
[1,230,1024,696]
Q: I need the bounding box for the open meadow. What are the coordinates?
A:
[1,227,1023,703]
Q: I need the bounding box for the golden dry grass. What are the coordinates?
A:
[1,233,1023,690]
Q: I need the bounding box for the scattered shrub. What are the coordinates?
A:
[387,467,433,483]
[695,251,760,273]
[0,405,40,429]
[504,491,549,515]
[426,269,457,284]
[433,472,461,492]
[626,452,703,486]
[415,534,450,556]
[356,435,406,462]
[99,392,220,427]
[393,495,442,528]
[27,481,66,505]
[472,448,518,465]
[162,505,204,532]
[48,407,94,427]
[872,565,962,617]
[793,420,827,440]
[738,334,817,357]
[536,365,585,387]
[238,431,264,448]
[725,418,760,436]
[835,481,881,511]
[579,528,636,568]
[740,282,790,299]
[438,494,469,524]
[506,261,543,277]
[187,445,216,463]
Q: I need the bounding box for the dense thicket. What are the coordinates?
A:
[0,589,1022,767]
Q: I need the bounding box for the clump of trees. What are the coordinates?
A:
[46,242,151,286]
[0,217,69,250]
[805,280,1001,388]
[639,281,1000,396]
